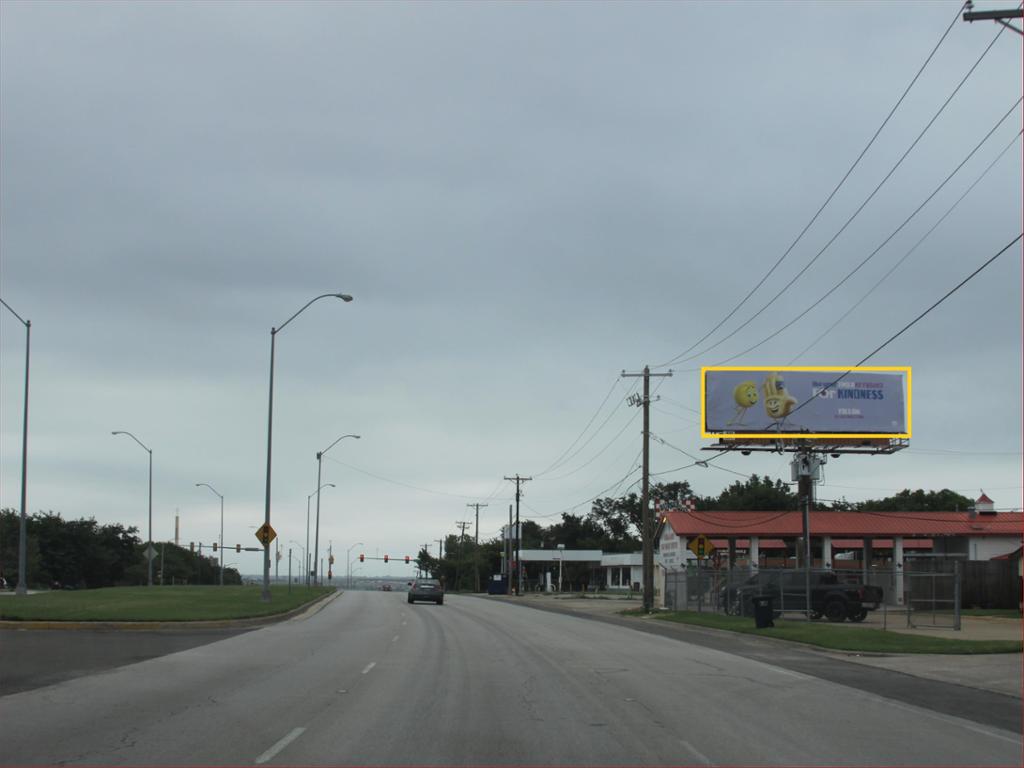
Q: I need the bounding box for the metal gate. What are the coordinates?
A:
[905,560,961,630]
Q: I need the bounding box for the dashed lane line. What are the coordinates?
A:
[254,727,305,764]
[362,662,376,675]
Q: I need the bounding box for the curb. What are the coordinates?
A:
[0,589,341,631]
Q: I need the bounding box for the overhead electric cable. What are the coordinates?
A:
[747,232,1023,432]
[790,128,1023,362]
[660,19,1009,368]
[653,2,970,370]
[710,100,1021,367]
[324,456,512,501]
[532,378,622,477]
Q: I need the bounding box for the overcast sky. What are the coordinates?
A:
[2,1,1021,579]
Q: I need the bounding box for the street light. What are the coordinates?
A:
[347,542,364,589]
[557,543,565,593]
[313,434,360,585]
[306,483,334,586]
[112,430,153,586]
[195,483,225,586]
[0,298,30,596]
[262,293,353,602]
[289,539,307,585]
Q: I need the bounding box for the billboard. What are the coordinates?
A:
[701,366,910,439]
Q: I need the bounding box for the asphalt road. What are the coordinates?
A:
[0,591,1019,766]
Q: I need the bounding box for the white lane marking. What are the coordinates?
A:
[392,635,400,643]
[678,739,713,766]
[254,727,305,764]
[401,620,407,626]
[362,661,376,675]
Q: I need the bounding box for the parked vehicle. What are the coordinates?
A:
[722,572,883,622]
[407,578,444,605]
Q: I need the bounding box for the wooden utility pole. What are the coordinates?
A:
[467,502,488,592]
[504,475,531,595]
[621,366,672,613]
[455,521,471,591]
[962,2,1023,35]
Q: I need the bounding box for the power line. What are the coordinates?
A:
[653,1,970,370]
[659,19,1009,369]
[710,98,1022,367]
[752,232,1023,431]
[324,457,512,501]
[531,378,622,477]
[790,128,1023,362]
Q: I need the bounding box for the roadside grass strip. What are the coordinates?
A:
[0,585,334,622]
[625,609,1022,654]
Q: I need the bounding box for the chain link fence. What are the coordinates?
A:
[664,561,965,630]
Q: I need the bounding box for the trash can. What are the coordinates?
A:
[753,595,774,628]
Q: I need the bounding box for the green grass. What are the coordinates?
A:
[0,585,334,622]
[625,609,1022,654]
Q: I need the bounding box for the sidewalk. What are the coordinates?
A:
[496,593,1023,698]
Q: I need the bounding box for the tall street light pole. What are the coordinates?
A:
[314,434,360,586]
[306,483,334,586]
[195,483,225,586]
[346,541,364,589]
[0,298,30,596]
[263,293,353,603]
[112,430,153,586]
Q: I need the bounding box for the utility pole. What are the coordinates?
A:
[504,475,531,596]
[455,521,471,592]
[622,366,672,613]
[507,504,513,595]
[467,502,488,592]
[962,1,1023,35]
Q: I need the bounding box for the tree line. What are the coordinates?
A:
[415,477,975,591]
[0,509,241,589]
[2,479,973,591]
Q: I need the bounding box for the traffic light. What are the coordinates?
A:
[329,555,334,565]
[190,542,195,553]
[384,554,389,563]
[404,555,410,564]
[359,554,364,562]
[236,544,241,553]
[212,542,218,552]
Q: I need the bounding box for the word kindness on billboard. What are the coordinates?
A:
[701,366,911,439]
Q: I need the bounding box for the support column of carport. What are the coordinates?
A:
[749,536,759,571]
[894,536,904,606]
[822,536,832,570]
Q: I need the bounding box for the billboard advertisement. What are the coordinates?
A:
[701,366,910,438]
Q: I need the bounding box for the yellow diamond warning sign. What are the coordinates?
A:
[254,523,277,546]
[688,534,715,559]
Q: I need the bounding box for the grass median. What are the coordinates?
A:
[622,609,1022,654]
[0,585,335,622]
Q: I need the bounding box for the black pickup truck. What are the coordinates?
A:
[722,573,883,622]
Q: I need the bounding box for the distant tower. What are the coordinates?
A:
[175,509,180,546]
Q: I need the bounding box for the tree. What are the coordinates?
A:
[702,474,796,511]
[856,488,973,512]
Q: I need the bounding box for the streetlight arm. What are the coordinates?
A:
[195,483,223,499]
[275,293,353,335]
[308,483,335,501]
[112,431,151,453]
[0,297,28,326]
[320,433,361,457]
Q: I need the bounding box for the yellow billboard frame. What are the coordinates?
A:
[700,366,912,439]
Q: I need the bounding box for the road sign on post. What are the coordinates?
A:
[255,523,277,546]
[688,535,715,559]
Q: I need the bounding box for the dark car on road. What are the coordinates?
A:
[407,578,444,605]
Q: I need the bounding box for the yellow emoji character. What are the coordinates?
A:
[762,373,797,427]
[727,380,759,425]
